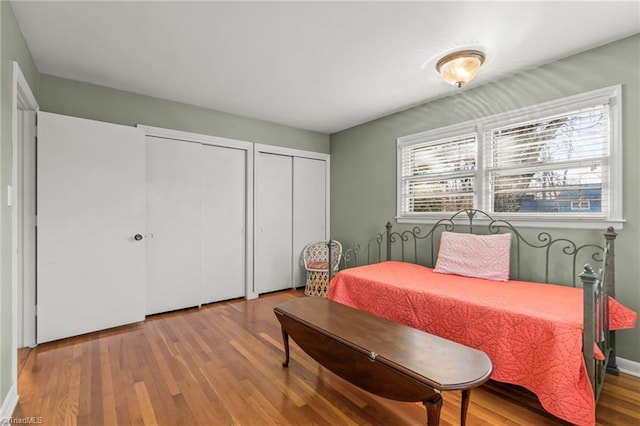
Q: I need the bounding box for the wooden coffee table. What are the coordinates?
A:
[274,297,492,426]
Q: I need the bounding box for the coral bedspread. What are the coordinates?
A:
[327,261,637,426]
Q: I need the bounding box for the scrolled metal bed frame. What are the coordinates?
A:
[327,209,618,403]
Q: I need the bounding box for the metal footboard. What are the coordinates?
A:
[580,227,617,402]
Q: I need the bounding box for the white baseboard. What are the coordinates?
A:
[0,383,18,422]
[617,356,640,377]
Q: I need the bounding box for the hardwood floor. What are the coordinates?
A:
[13,290,640,425]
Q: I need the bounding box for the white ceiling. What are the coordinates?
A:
[10,1,640,134]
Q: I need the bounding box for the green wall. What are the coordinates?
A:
[330,34,640,363]
[0,0,39,408]
[38,74,329,153]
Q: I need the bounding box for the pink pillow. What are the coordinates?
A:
[434,231,511,281]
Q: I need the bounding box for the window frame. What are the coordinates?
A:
[396,85,623,230]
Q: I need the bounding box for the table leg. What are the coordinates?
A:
[461,389,471,426]
[281,327,290,367]
[423,393,443,426]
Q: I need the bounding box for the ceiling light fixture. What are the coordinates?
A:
[436,50,485,88]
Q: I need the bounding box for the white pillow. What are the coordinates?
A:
[434,231,511,281]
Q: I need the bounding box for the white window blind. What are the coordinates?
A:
[485,103,609,215]
[400,132,476,214]
[396,85,622,229]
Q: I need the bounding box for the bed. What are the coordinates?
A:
[326,209,637,426]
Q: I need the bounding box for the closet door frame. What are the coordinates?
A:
[138,125,256,299]
[253,144,330,291]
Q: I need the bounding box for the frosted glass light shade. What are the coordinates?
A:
[436,50,485,88]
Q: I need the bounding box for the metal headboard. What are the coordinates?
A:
[337,209,614,288]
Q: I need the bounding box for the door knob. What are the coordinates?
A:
[134,234,143,241]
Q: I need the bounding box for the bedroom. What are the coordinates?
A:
[1,1,639,425]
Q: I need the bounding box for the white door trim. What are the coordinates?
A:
[138,125,252,150]
[254,143,330,162]
[10,62,38,387]
[137,125,256,299]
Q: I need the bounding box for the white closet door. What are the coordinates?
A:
[292,157,327,288]
[202,145,246,303]
[37,112,146,343]
[146,136,202,315]
[255,153,293,294]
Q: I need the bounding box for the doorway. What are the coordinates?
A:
[12,61,38,383]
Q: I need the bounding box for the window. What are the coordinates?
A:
[397,86,622,229]
[399,131,476,213]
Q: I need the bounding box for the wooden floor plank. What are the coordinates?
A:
[134,382,159,426]
[12,289,640,425]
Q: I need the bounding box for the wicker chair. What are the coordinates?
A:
[302,240,342,297]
